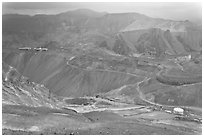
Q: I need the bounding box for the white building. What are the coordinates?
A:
[173,107,184,115]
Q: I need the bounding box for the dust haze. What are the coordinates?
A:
[3,2,202,23]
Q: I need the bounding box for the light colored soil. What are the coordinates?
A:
[2,104,201,135]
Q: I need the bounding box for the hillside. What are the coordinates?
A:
[3,50,144,97]
[2,8,202,135]
[3,9,201,56]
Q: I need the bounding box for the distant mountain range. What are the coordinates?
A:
[3,9,202,57]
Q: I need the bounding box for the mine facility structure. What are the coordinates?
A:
[34,47,48,51]
[165,53,191,62]
[19,47,32,50]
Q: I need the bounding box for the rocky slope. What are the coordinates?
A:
[3,50,144,97]
[2,8,202,135]
[3,9,201,56]
[121,18,201,55]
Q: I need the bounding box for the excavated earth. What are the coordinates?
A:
[2,48,202,135]
[2,9,202,135]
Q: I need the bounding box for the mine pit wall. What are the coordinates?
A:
[3,51,145,98]
[156,72,202,86]
[45,65,144,97]
[139,77,202,108]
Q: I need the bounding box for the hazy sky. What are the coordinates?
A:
[2,2,202,23]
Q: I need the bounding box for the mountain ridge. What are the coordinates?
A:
[3,8,202,56]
